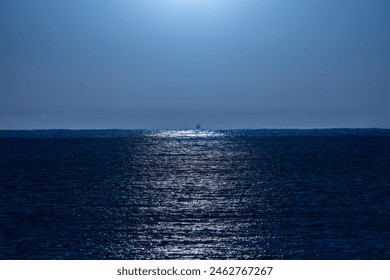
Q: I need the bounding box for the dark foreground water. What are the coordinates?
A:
[1,129,389,259]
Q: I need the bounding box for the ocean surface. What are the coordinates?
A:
[0,129,389,259]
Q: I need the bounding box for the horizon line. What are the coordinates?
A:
[1,127,390,131]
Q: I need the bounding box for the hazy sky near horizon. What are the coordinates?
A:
[1,0,389,129]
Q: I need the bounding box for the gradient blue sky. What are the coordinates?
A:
[1,0,389,129]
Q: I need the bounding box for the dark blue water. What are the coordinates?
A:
[1,129,389,259]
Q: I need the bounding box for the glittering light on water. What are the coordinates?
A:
[149,129,225,138]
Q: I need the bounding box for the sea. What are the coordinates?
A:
[0,129,389,259]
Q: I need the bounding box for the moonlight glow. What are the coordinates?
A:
[143,0,238,19]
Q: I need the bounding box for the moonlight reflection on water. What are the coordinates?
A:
[124,129,267,259]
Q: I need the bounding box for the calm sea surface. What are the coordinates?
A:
[1,129,389,259]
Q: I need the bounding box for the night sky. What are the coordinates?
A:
[1,0,389,129]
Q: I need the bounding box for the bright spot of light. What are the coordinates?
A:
[149,130,224,138]
[164,0,230,9]
[143,0,238,19]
